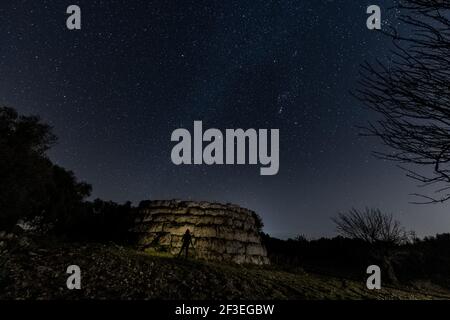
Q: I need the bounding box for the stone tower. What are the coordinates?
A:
[132,200,269,265]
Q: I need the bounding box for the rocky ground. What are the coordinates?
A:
[1,234,450,300]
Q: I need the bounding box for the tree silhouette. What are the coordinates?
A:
[0,106,91,231]
[332,208,409,245]
[355,0,450,203]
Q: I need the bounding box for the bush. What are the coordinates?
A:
[332,208,410,245]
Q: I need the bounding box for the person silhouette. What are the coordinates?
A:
[177,229,194,259]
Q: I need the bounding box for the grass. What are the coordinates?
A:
[1,237,450,300]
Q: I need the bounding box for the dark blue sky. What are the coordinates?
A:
[1,0,449,238]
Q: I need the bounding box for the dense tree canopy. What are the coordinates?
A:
[0,106,91,231]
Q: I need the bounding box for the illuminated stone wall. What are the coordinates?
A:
[132,200,269,265]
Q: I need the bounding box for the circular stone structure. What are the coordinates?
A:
[132,200,269,265]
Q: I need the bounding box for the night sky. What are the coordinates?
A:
[1,0,449,238]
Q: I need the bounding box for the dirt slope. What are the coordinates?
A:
[1,236,449,300]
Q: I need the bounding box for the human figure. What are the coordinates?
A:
[177,229,194,259]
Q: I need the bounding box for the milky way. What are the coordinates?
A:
[1,0,449,238]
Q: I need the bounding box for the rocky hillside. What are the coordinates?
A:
[1,235,450,300]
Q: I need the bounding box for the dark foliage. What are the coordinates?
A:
[263,232,450,287]
[252,212,264,232]
[0,106,135,243]
[63,199,137,243]
[394,233,450,285]
[0,106,91,231]
[263,234,380,281]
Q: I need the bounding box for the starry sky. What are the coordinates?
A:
[1,0,450,239]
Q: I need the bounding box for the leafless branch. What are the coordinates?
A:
[354,0,450,203]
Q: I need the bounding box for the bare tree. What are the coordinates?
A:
[332,208,409,245]
[354,0,450,203]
